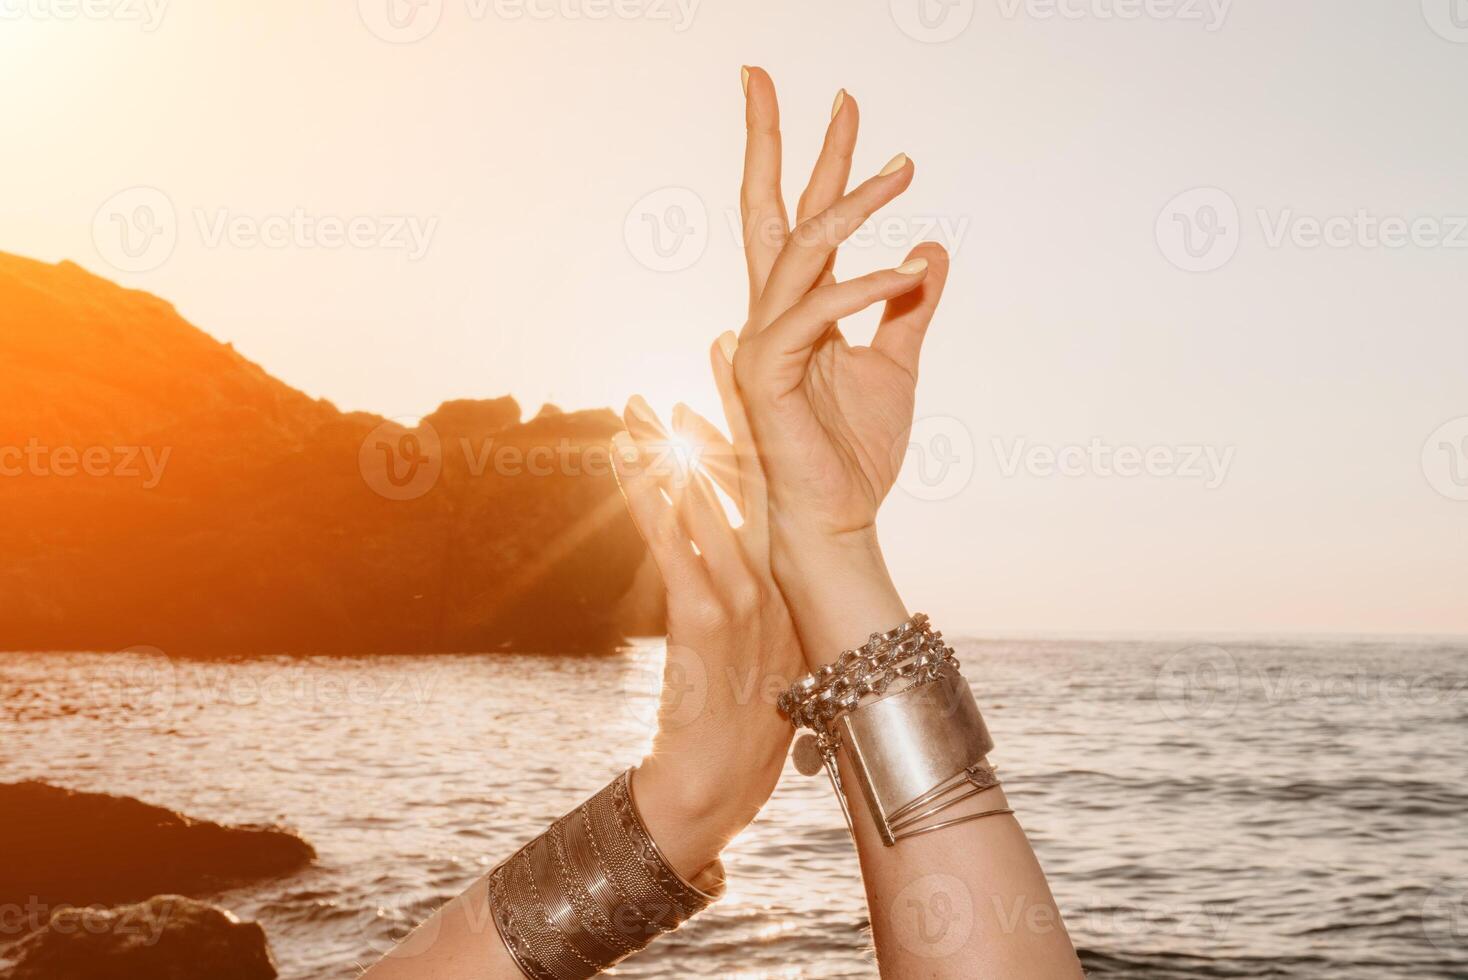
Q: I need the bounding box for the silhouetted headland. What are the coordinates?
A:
[0,253,659,655]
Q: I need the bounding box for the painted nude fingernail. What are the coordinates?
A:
[741,66,751,95]
[894,257,929,275]
[831,88,846,120]
[716,331,738,364]
[878,152,909,177]
[627,394,659,428]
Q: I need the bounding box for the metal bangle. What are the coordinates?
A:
[887,765,1002,835]
[892,807,1015,842]
[888,764,1000,826]
[488,769,724,979]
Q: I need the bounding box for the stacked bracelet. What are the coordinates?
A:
[777,613,957,731]
[779,614,1007,846]
[488,769,724,980]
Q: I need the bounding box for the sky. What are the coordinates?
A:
[3,0,1465,636]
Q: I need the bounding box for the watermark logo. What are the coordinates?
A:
[358,0,444,42]
[93,186,177,274]
[1155,644,1240,722]
[1422,0,1468,42]
[890,873,974,958]
[1422,416,1468,502]
[1156,187,1239,272]
[87,645,177,731]
[624,187,708,272]
[897,416,976,502]
[1422,878,1468,951]
[359,417,444,501]
[890,0,975,43]
[621,643,707,734]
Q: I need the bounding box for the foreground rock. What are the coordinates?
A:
[0,251,659,655]
[0,782,314,911]
[1,896,277,980]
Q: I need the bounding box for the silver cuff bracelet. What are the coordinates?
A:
[839,663,996,845]
[780,615,1004,845]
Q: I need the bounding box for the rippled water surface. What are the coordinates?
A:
[3,637,1466,978]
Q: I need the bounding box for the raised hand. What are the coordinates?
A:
[612,397,802,878]
[732,67,951,544]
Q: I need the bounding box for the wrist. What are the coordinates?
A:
[768,524,909,667]
[632,736,784,883]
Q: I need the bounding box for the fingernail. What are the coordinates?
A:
[878,152,909,177]
[894,257,929,276]
[611,431,640,468]
[831,88,846,120]
[627,394,659,428]
[741,66,751,95]
[717,330,738,364]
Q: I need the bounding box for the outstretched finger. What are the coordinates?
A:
[740,66,788,313]
[709,333,770,552]
[755,153,914,326]
[872,242,951,378]
[611,432,713,596]
[623,402,748,596]
[793,88,860,282]
[739,260,931,396]
[671,402,743,515]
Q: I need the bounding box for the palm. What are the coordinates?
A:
[767,332,915,535]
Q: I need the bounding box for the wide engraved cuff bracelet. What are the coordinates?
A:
[488,769,725,980]
[838,663,995,845]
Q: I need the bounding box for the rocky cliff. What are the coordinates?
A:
[0,253,655,654]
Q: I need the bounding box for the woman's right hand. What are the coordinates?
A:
[728,68,953,660]
[733,67,951,548]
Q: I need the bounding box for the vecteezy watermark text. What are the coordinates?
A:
[623,185,972,273]
[994,0,1231,30]
[359,417,701,501]
[93,186,438,274]
[992,437,1235,489]
[0,0,168,30]
[889,0,1231,44]
[1158,187,1468,272]
[357,0,699,43]
[0,898,172,945]
[0,440,171,489]
[1156,645,1468,723]
[194,209,437,260]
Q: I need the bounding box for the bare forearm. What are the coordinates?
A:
[770,528,1084,979]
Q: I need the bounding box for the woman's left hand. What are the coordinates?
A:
[612,397,802,883]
